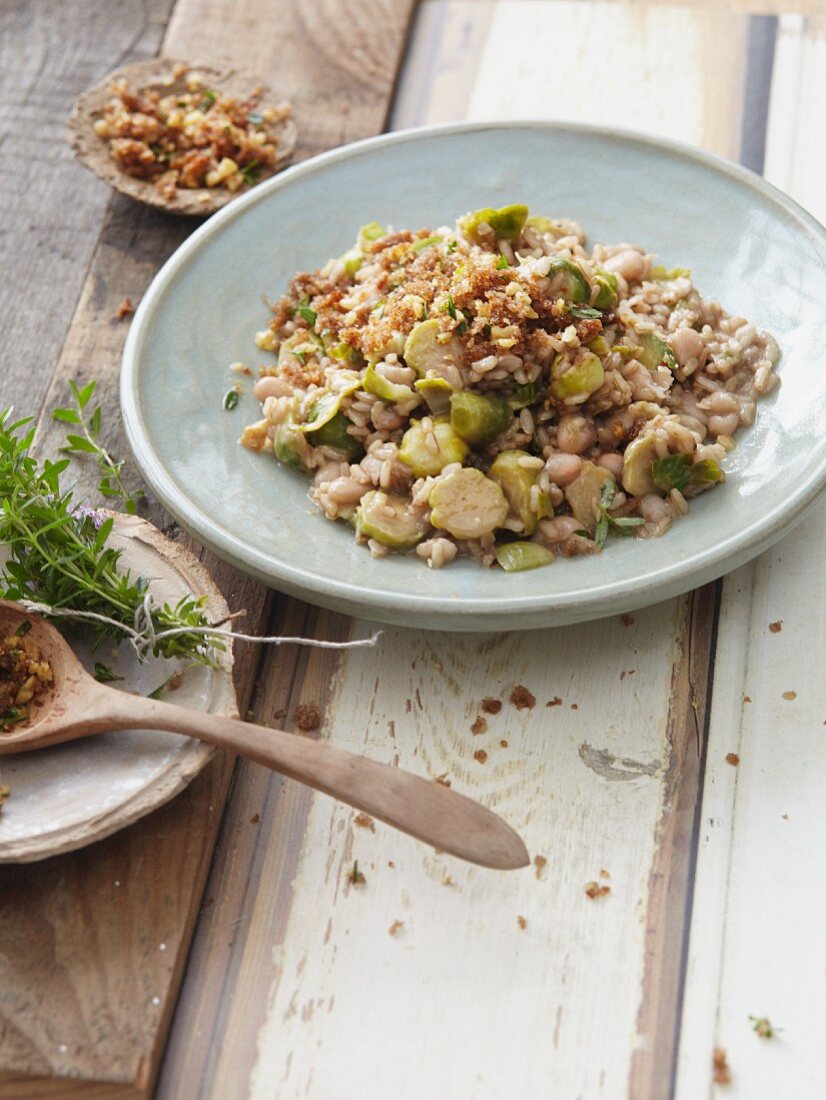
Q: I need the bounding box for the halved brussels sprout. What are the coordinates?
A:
[638,332,679,373]
[620,435,659,497]
[306,411,363,461]
[489,450,552,536]
[411,235,442,253]
[358,221,386,249]
[550,351,605,400]
[398,417,468,477]
[593,269,618,309]
[355,491,426,550]
[564,462,614,531]
[429,467,508,539]
[363,362,417,404]
[525,214,565,238]
[272,419,314,471]
[403,319,464,380]
[494,541,555,572]
[459,204,529,243]
[507,383,536,410]
[414,375,454,416]
[545,257,589,303]
[449,391,512,446]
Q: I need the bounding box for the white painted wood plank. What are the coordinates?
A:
[677,14,826,1098]
[764,14,826,226]
[467,0,748,158]
[248,611,682,1100]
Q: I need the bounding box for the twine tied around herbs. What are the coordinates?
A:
[19,594,382,661]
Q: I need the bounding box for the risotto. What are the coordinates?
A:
[240,205,779,571]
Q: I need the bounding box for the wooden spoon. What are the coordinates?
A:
[0,602,528,870]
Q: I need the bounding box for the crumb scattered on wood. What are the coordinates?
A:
[743,695,752,704]
[354,812,375,832]
[442,873,454,887]
[546,696,562,708]
[599,869,610,879]
[517,915,527,930]
[116,296,135,320]
[749,1015,780,1039]
[273,707,286,720]
[471,715,488,736]
[585,881,611,899]
[347,860,366,887]
[570,703,579,710]
[712,1046,731,1085]
[620,613,635,626]
[473,748,488,764]
[293,702,321,730]
[388,920,404,937]
[510,685,536,710]
[781,814,788,820]
[725,752,740,766]
[534,854,547,880]
[500,739,509,748]
[481,697,502,715]
[250,813,260,825]
[387,859,395,868]
[782,690,797,701]
[434,772,451,787]
[769,620,782,633]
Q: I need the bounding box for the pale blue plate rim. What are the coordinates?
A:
[121,119,826,627]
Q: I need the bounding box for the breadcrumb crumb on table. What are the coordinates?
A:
[725,752,740,766]
[712,1046,731,1085]
[116,296,134,320]
[782,690,797,701]
[517,915,527,930]
[353,812,375,832]
[510,685,536,710]
[533,854,547,880]
[388,920,404,937]
[470,716,488,735]
[546,696,562,708]
[585,881,611,899]
[293,702,321,730]
[434,773,451,787]
[769,620,783,633]
[473,748,488,764]
[481,697,502,715]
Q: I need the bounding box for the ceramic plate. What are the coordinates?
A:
[0,515,236,862]
[121,122,826,631]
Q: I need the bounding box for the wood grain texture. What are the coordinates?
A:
[0,0,177,415]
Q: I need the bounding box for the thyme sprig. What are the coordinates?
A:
[0,408,220,664]
[52,381,144,515]
[594,480,645,548]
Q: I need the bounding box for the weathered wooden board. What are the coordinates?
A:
[0,0,178,415]
[155,4,756,1098]
[676,13,826,1098]
[0,0,418,1096]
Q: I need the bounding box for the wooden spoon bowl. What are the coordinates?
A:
[0,601,529,870]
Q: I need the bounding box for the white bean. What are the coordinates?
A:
[604,249,649,282]
[538,516,582,542]
[254,375,292,401]
[668,327,704,368]
[640,494,670,523]
[707,412,740,437]
[557,414,597,454]
[326,477,369,505]
[596,453,624,480]
[544,453,583,486]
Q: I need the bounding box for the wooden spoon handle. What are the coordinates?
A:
[105,691,528,870]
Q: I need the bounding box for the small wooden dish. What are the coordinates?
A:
[68,57,297,216]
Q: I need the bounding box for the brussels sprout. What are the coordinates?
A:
[545,257,589,303]
[357,221,386,249]
[355,491,426,550]
[340,248,363,276]
[414,375,454,416]
[588,335,610,356]
[550,351,605,400]
[651,265,691,281]
[307,411,363,460]
[564,462,614,531]
[620,436,659,497]
[638,332,678,373]
[507,383,536,410]
[272,419,313,471]
[403,319,464,380]
[363,362,417,404]
[593,269,618,309]
[494,541,555,572]
[651,452,723,493]
[449,391,512,447]
[429,467,508,539]
[489,450,552,536]
[398,417,468,477]
[459,204,529,243]
[525,214,565,238]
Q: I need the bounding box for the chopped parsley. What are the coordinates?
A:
[444,295,458,321]
[594,480,645,548]
[240,159,260,185]
[496,254,509,270]
[569,305,602,320]
[447,239,458,253]
[223,389,239,411]
[297,304,317,326]
[198,89,217,111]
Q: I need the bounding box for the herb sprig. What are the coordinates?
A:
[53,381,144,515]
[594,480,645,548]
[0,408,221,664]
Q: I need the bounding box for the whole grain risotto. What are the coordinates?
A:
[240,205,779,570]
[93,66,291,199]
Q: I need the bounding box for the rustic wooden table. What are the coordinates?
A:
[1,1,824,1097]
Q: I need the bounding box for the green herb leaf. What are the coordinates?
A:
[248,111,264,125]
[496,254,509,270]
[240,159,260,185]
[223,389,240,411]
[447,240,458,253]
[298,305,317,326]
[199,89,217,111]
[51,408,82,425]
[14,621,31,638]
[444,295,457,321]
[94,662,123,683]
[651,453,692,492]
[569,305,602,319]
